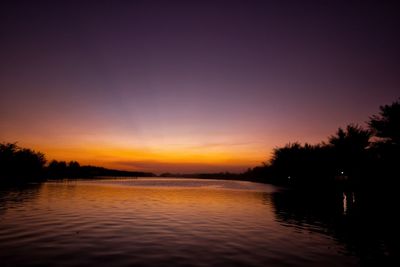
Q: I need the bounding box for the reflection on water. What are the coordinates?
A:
[0,184,42,216]
[272,189,396,266]
[0,178,394,266]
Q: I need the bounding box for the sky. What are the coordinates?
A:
[1,0,399,173]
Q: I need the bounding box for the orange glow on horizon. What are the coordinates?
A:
[1,122,338,173]
[18,140,269,173]
[48,148,262,172]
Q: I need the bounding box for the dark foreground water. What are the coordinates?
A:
[0,178,395,266]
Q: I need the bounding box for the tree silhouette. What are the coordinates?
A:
[329,124,371,152]
[369,99,400,145]
[328,124,371,171]
[327,124,372,190]
[47,160,68,178]
[368,99,400,186]
[0,142,46,183]
[270,142,334,187]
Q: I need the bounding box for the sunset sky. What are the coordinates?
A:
[1,1,399,173]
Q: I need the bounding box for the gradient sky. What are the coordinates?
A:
[1,0,399,173]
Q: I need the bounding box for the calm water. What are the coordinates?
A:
[0,178,394,266]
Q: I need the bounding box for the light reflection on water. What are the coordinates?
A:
[0,178,362,266]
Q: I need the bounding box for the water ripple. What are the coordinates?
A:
[0,179,358,267]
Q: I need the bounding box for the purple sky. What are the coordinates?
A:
[1,0,399,173]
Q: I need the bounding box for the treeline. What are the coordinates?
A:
[243,99,400,191]
[0,144,154,184]
[0,143,46,183]
[46,160,154,179]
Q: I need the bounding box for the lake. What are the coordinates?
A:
[0,178,393,266]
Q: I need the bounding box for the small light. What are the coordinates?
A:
[341,171,344,175]
[288,176,291,179]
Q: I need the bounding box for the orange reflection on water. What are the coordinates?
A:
[0,179,358,267]
[37,180,274,227]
